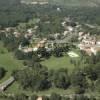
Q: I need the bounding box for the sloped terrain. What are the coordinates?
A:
[22,0,100,7]
[50,0,100,7]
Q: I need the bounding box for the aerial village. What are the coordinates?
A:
[0,15,100,100]
[0,17,100,58]
[0,0,100,99]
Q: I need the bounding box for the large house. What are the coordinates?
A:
[78,32,100,55]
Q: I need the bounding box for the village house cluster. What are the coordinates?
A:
[18,17,81,53]
[0,18,84,54]
[0,17,100,56]
[78,32,100,55]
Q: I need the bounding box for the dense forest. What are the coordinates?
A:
[0,0,33,27]
[0,0,100,27]
[23,0,100,7]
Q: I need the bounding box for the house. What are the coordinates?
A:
[27,28,33,34]
[63,31,69,36]
[66,26,74,32]
[5,27,15,32]
[37,96,42,100]
[78,32,85,37]
[22,48,33,53]
[61,21,66,27]
[78,32,100,55]
[33,47,38,52]
[13,31,21,37]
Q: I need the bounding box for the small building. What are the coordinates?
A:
[13,31,21,37]
[37,96,42,100]
[22,48,33,53]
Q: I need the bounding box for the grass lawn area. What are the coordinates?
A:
[41,55,78,73]
[0,42,24,83]
[6,54,76,95]
[6,53,76,95]
[0,41,80,95]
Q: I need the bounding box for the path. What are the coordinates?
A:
[0,77,15,92]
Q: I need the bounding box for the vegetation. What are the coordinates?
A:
[1,0,100,28]
[0,92,97,100]
[23,0,100,7]
[0,67,6,79]
[0,0,32,27]
[0,0,100,99]
[0,42,23,83]
[41,56,75,71]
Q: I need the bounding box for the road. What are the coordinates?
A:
[0,77,15,92]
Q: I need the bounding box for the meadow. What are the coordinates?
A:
[0,42,23,83]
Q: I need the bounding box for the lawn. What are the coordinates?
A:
[5,54,77,95]
[0,42,24,83]
[41,55,78,73]
[5,53,78,95]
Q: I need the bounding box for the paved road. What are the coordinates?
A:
[0,77,15,92]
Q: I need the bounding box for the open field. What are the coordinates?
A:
[41,50,81,73]
[0,42,23,83]
[41,56,75,71]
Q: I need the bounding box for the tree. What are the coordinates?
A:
[53,68,70,89]
[50,93,61,100]
[42,96,50,100]
[93,62,100,79]
[71,70,88,94]
[12,64,51,91]
[37,47,50,58]
[30,94,38,100]
[73,94,89,100]
[21,37,30,47]
[95,79,100,92]
[32,53,40,62]
[62,97,70,100]
[0,67,6,79]
[53,47,63,57]
[13,93,28,100]
[84,65,97,81]
[74,86,85,94]
[15,50,25,60]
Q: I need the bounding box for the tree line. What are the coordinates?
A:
[0,0,100,28]
[0,92,97,100]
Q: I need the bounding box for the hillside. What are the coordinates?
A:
[22,0,100,7]
[0,0,20,6]
[51,0,100,7]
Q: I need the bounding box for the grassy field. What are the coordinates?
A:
[41,50,81,73]
[41,56,75,71]
[6,54,77,94]
[0,42,23,83]
[0,41,81,95]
